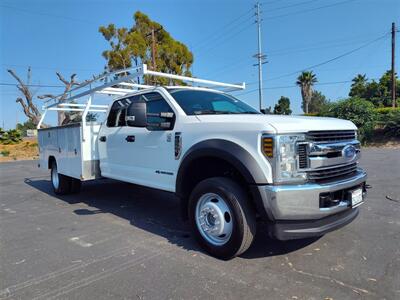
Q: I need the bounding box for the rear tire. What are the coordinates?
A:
[188,177,256,260]
[51,161,71,195]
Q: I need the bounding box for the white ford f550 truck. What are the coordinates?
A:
[38,65,367,259]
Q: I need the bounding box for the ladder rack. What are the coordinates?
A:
[37,64,246,129]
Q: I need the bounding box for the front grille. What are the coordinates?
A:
[307,130,356,143]
[307,163,358,182]
[297,143,308,168]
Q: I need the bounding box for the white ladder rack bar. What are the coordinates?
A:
[44,64,245,109]
[45,65,145,109]
[38,64,247,129]
[145,67,245,90]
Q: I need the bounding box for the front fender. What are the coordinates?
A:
[176,139,271,220]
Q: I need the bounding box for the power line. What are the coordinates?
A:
[0,4,97,25]
[263,0,358,21]
[1,63,99,73]
[195,15,254,55]
[264,0,321,13]
[252,33,390,83]
[266,31,388,55]
[207,58,253,77]
[192,8,254,49]
[234,80,365,97]
[195,21,255,58]
[260,0,291,5]
[194,0,324,55]
[0,82,64,88]
[267,37,386,58]
[202,31,388,78]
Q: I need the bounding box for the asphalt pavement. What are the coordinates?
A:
[0,148,399,299]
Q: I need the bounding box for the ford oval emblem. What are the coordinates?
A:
[343,145,356,159]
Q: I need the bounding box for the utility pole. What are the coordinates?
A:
[253,2,267,112]
[151,28,157,70]
[146,26,163,71]
[391,22,396,108]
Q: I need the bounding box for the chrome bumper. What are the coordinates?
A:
[257,169,367,221]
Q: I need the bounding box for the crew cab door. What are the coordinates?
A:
[98,92,176,192]
[98,97,133,177]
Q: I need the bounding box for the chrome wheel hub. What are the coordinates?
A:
[195,193,233,246]
[51,165,59,189]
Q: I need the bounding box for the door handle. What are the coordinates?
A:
[99,136,107,142]
[125,135,135,142]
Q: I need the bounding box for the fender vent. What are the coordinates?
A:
[174,132,182,159]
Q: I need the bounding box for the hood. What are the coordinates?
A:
[195,114,357,133]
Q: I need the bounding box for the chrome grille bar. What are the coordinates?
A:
[307,163,358,182]
[307,130,356,142]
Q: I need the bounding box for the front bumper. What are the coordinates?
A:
[256,169,367,239]
[272,207,359,240]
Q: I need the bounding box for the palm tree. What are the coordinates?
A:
[349,74,368,97]
[296,71,318,114]
[351,74,368,86]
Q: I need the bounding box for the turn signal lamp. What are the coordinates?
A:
[262,137,274,158]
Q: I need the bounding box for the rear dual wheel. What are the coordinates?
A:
[189,177,256,260]
[51,161,81,195]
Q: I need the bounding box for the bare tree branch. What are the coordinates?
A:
[16,97,39,124]
[37,94,57,99]
[55,72,69,85]
[8,69,42,126]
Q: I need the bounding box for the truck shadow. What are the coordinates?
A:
[24,177,319,259]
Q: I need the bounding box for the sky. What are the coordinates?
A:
[0,0,399,129]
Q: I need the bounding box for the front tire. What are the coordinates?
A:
[51,161,71,195]
[188,177,256,259]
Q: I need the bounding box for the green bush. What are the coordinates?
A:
[0,128,23,145]
[374,107,400,121]
[381,109,400,137]
[1,150,10,157]
[320,98,376,143]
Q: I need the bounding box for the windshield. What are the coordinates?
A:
[168,89,260,115]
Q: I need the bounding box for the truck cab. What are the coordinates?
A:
[38,65,367,259]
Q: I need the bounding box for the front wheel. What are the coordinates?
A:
[188,177,256,259]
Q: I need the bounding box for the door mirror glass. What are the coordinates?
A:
[126,100,147,127]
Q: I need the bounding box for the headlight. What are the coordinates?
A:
[262,134,307,184]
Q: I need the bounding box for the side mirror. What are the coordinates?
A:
[126,100,147,127]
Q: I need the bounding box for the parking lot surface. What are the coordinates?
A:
[0,148,399,299]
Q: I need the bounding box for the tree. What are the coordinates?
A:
[273,96,292,115]
[296,71,317,114]
[8,68,101,126]
[306,91,330,114]
[99,11,193,84]
[348,71,400,107]
[7,68,42,127]
[37,73,82,125]
[349,74,368,98]
[16,120,36,137]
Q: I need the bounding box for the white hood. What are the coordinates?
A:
[196,114,357,134]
